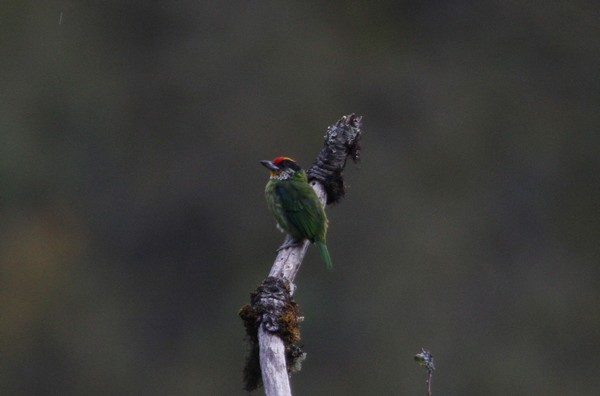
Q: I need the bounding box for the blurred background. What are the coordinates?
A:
[1,1,599,395]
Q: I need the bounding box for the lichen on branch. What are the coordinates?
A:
[308,113,363,205]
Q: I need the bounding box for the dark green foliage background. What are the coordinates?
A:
[1,1,598,394]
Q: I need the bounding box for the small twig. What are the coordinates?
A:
[426,369,433,396]
[414,348,435,396]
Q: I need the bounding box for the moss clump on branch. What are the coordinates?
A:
[239,277,305,392]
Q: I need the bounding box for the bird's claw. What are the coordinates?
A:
[276,240,303,252]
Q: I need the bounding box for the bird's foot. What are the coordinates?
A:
[276,239,303,252]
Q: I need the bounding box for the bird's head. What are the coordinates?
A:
[260,156,302,180]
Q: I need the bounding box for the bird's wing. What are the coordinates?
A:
[274,182,325,241]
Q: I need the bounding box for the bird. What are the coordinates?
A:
[260,156,333,270]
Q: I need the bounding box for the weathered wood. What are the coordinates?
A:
[248,114,362,396]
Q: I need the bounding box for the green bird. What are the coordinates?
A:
[260,156,333,270]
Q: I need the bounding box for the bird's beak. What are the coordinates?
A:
[260,160,279,171]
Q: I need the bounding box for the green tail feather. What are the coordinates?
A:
[315,241,333,271]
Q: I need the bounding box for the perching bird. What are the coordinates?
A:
[260,156,333,270]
